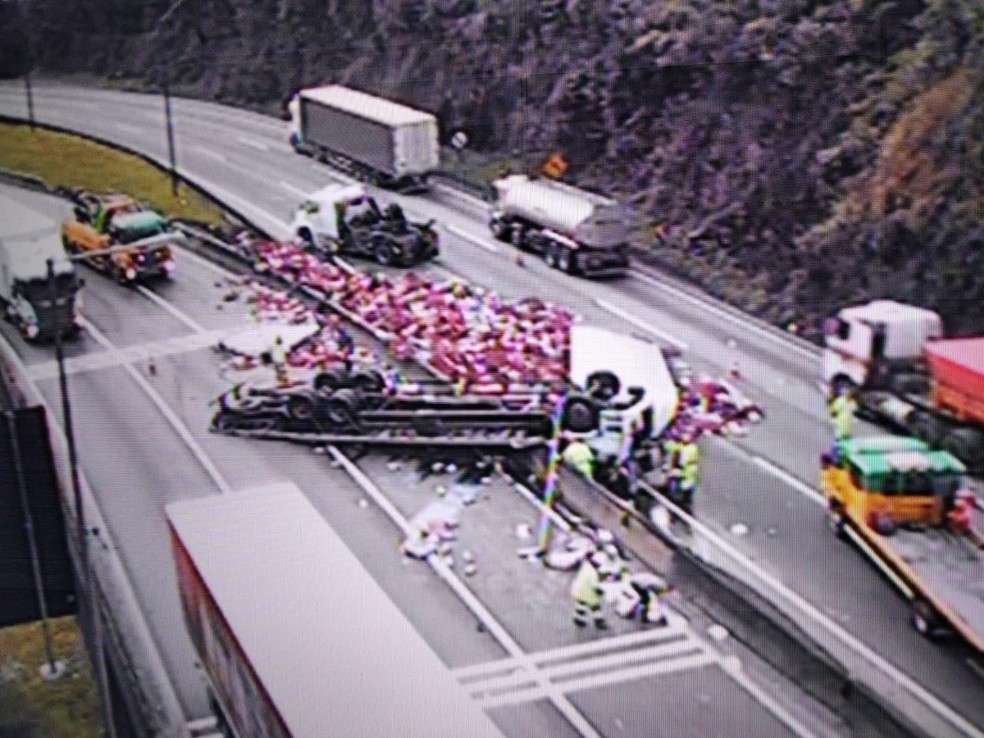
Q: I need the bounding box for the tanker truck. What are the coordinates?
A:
[489,174,631,277]
[0,194,82,342]
[823,300,984,471]
[288,85,439,192]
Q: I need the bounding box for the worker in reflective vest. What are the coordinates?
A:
[562,439,595,480]
[676,434,700,511]
[828,389,857,441]
[271,335,289,388]
[571,552,607,629]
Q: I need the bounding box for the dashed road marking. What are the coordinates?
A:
[593,297,688,350]
[81,319,233,496]
[194,146,227,162]
[278,180,309,199]
[443,223,500,253]
[237,135,270,152]
[135,285,206,333]
[752,455,826,505]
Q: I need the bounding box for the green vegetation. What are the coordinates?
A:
[0,616,103,738]
[0,122,224,225]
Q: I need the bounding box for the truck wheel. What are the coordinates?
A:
[490,219,509,242]
[827,503,848,540]
[511,226,525,249]
[544,246,557,269]
[287,395,316,422]
[561,396,600,434]
[351,370,385,393]
[297,228,314,248]
[586,370,621,402]
[911,600,944,639]
[326,388,361,427]
[374,241,396,267]
[557,249,573,273]
[314,369,348,392]
[907,410,946,446]
[940,427,984,468]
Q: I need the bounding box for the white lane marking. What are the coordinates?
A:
[172,244,237,279]
[631,271,819,360]
[720,657,823,738]
[476,652,719,710]
[510,481,572,533]
[135,285,206,333]
[327,447,604,738]
[190,175,292,241]
[194,146,227,163]
[443,223,499,253]
[593,297,688,350]
[455,621,687,680]
[237,135,270,152]
[81,319,233,496]
[643,480,984,738]
[25,329,227,381]
[468,638,702,695]
[278,180,310,199]
[752,456,826,505]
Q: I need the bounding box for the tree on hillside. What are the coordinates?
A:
[0,1,32,78]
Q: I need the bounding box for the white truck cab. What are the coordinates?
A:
[823,300,943,391]
[290,183,373,247]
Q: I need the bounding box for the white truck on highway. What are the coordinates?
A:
[489,174,631,277]
[0,195,82,341]
[288,85,439,191]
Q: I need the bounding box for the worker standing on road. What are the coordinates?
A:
[828,387,857,442]
[675,433,700,513]
[562,438,595,480]
[571,552,608,629]
[271,335,289,388]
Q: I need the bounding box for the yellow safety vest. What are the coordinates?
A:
[570,560,601,606]
[563,441,595,479]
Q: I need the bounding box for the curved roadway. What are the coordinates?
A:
[0,82,982,734]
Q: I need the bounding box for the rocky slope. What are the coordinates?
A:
[5,0,983,339]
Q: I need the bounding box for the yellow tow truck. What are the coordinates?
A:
[822,436,984,650]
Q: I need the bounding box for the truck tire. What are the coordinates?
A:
[287,395,316,422]
[314,369,348,392]
[907,410,946,446]
[940,427,984,468]
[586,370,621,402]
[326,388,361,427]
[544,245,557,269]
[557,248,573,274]
[297,228,314,248]
[827,502,848,540]
[490,218,509,242]
[561,395,600,434]
[374,240,396,267]
[351,370,386,393]
[911,599,945,639]
[511,225,525,248]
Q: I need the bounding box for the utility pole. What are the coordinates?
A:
[5,410,63,680]
[45,259,117,737]
[163,79,178,195]
[24,71,36,130]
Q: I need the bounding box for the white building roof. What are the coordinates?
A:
[300,85,435,128]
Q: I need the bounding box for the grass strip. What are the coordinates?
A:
[0,616,102,738]
[0,121,224,225]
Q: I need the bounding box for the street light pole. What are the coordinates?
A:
[24,71,36,130]
[162,78,178,196]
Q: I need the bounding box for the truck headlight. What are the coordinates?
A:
[25,322,39,339]
[126,268,137,281]
[162,260,176,273]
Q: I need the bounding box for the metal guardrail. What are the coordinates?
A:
[0,338,193,738]
[0,108,976,738]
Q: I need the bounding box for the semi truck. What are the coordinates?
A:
[489,174,631,277]
[288,85,440,191]
[823,300,984,471]
[0,194,82,341]
[289,183,439,267]
[821,435,984,650]
[61,191,179,284]
[211,324,679,471]
[167,482,509,738]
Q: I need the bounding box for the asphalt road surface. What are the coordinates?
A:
[0,183,851,737]
[1,83,982,734]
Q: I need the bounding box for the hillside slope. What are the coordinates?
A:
[9,0,984,338]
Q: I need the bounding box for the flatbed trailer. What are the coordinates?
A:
[822,436,984,651]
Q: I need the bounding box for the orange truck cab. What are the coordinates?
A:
[62,192,177,283]
[821,436,984,648]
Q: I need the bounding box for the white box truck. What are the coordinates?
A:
[489,174,631,277]
[288,85,439,191]
[0,194,82,341]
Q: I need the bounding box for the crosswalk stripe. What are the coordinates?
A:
[25,329,227,381]
[466,637,701,699]
[476,652,719,710]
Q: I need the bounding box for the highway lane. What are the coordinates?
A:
[0,184,832,737]
[2,84,983,732]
